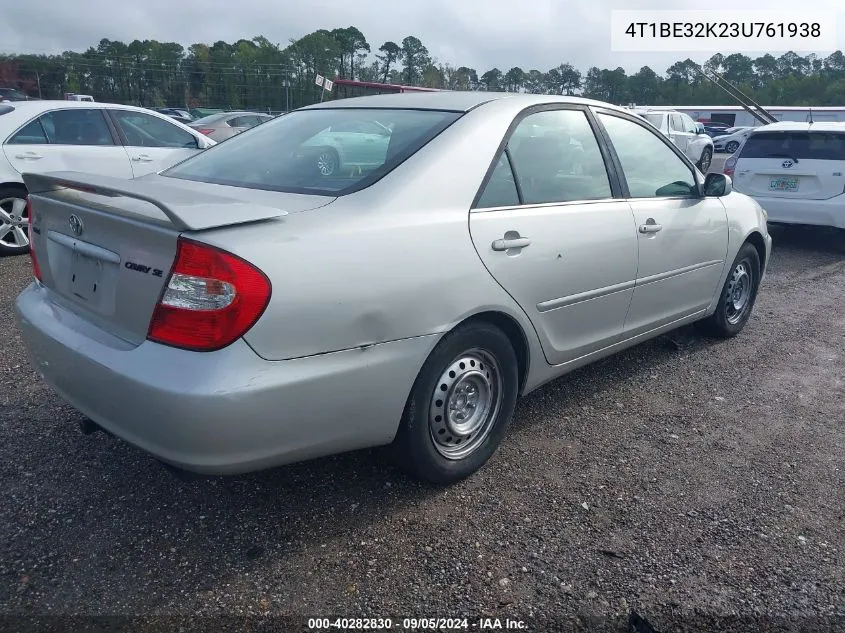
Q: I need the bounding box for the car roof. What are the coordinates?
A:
[193,111,268,121]
[301,91,634,114]
[0,99,214,142]
[9,100,96,110]
[751,121,845,133]
[0,100,162,114]
[630,108,677,115]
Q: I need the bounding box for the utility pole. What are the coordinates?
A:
[35,72,42,99]
[282,78,290,112]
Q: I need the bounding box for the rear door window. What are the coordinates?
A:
[7,119,49,144]
[475,108,615,208]
[506,109,612,204]
[39,109,115,146]
[475,154,520,208]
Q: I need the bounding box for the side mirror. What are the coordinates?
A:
[703,172,732,196]
[695,123,706,134]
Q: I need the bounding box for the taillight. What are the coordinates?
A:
[196,128,215,136]
[147,238,271,352]
[724,154,737,177]
[26,197,42,281]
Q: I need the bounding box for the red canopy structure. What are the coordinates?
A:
[330,78,441,99]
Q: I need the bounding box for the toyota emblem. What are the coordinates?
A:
[782,159,793,169]
[68,214,84,236]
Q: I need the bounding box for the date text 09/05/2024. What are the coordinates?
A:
[623,21,821,39]
[306,617,528,630]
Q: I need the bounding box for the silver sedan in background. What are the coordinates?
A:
[713,126,754,153]
[15,92,771,484]
[188,110,274,142]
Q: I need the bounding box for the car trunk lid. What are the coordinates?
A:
[22,171,326,346]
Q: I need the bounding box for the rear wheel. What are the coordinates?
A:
[316,148,339,177]
[0,185,30,256]
[697,242,761,338]
[390,322,519,484]
[725,140,740,154]
[697,147,713,172]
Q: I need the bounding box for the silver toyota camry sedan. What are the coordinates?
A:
[15,92,772,484]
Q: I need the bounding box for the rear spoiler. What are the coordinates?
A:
[22,171,288,232]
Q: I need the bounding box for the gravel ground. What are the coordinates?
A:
[1,224,843,632]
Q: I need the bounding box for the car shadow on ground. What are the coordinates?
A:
[766,223,843,256]
[5,314,720,608]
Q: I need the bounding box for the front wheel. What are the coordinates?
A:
[697,147,713,173]
[697,242,761,338]
[389,322,519,484]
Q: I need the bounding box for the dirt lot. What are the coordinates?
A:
[0,224,843,632]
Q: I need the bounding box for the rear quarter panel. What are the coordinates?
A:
[191,102,548,376]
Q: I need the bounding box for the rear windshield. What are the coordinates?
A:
[163,107,462,195]
[189,114,223,126]
[741,131,845,161]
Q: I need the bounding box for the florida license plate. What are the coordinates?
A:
[769,177,799,191]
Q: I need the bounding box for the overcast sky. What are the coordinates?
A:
[2,0,843,75]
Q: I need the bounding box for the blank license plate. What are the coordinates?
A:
[70,251,102,302]
[769,177,799,191]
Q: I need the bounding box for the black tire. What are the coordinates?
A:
[389,321,519,484]
[697,147,713,173]
[0,184,30,256]
[725,141,740,154]
[697,242,761,338]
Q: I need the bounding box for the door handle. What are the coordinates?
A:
[492,236,531,251]
[131,154,154,162]
[639,222,663,234]
[14,152,43,160]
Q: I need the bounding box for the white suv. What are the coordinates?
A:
[633,108,715,172]
[729,122,845,229]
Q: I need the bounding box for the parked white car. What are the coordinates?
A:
[633,108,714,173]
[713,126,753,154]
[729,121,845,229]
[0,100,215,255]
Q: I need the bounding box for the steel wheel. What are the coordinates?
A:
[726,141,739,154]
[428,348,503,460]
[725,260,753,325]
[0,195,29,249]
[316,149,338,176]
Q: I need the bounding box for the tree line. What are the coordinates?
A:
[1,27,844,112]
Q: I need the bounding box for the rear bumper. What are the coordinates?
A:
[15,283,435,475]
[753,195,845,229]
